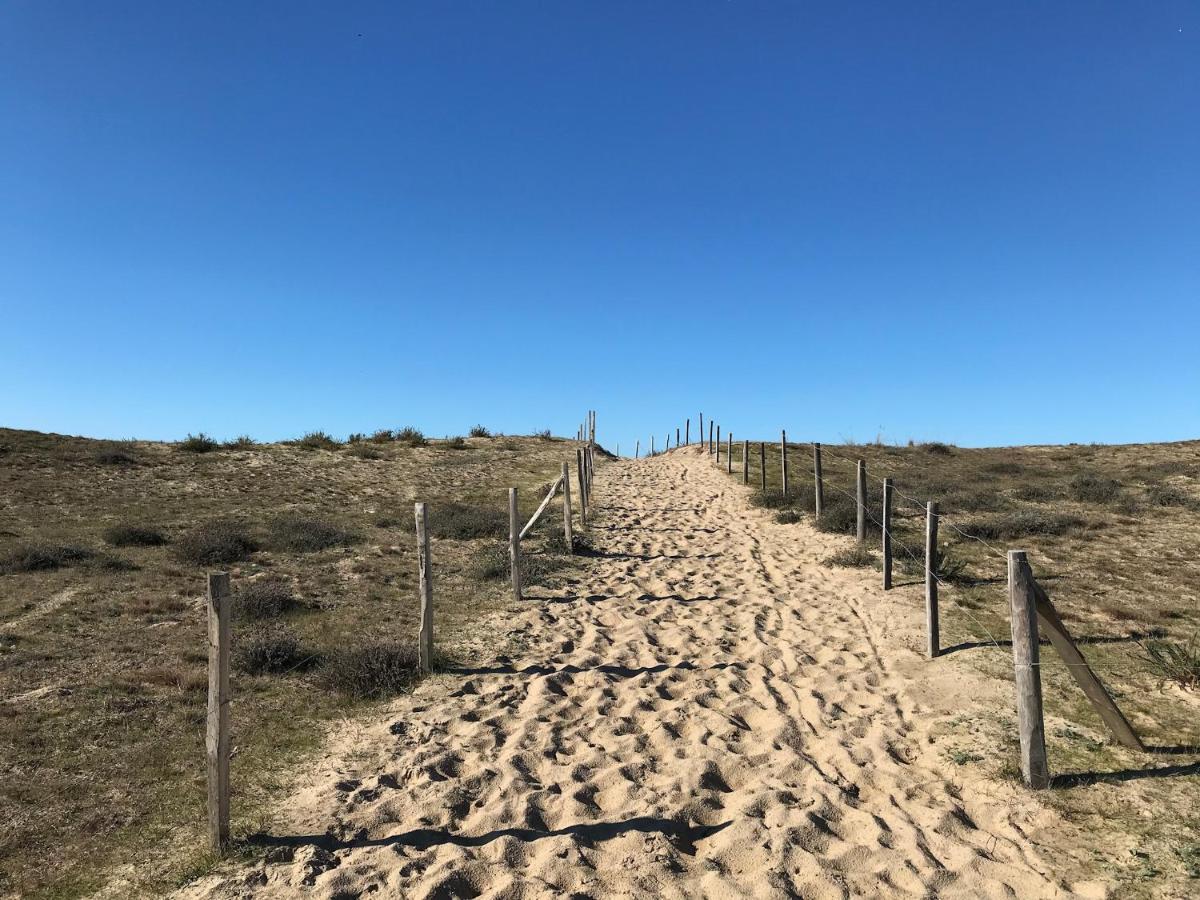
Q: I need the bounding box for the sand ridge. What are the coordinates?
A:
[177,447,1085,899]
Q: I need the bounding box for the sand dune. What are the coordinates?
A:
[177,447,1092,899]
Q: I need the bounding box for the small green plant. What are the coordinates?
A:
[233,625,308,675]
[401,502,507,540]
[1013,483,1060,502]
[178,433,219,453]
[444,435,468,450]
[395,426,426,447]
[223,435,256,449]
[775,509,802,524]
[918,441,955,455]
[267,515,359,552]
[293,431,340,451]
[749,490,792,510]
[468,425,491,438]
[233,579,297,620]
[1139,632,1200,691]
[0,544,94,574]
[318,642,419,698]
[174,520,258,565]
[1069,472,1123,504]
[102,525,168,547]
[369,429,395,443]
[822,545,875,568]
[345,444,383,460]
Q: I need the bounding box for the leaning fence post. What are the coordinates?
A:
[1009,550,1050,789]
[206,572,231,853]
[925,501,940,658]
[881,479,893,589]
[780,430,788,496]
[509,488,521,600]
[813,442,824,518]
[742,439,749,484]
[561,463,574,553]
[415,503,434,671]
[856,459,867,543]
[759,442,766,491]
[576,449,588,527]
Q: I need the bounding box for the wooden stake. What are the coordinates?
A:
[650,435,655,456]
[509,488,521,601]
[780,430,788,496]
[813,442,823,518]
[1008,550,1050,789]
[576,449,588,527]
[635,440,639,459]
[676,426,680,448]
[882,479,893,589]
[561,463,573,553]
[742,439,749,484]
[925,501,940,658]
[856,459,867,544]
[759,442,766,491]
[727,433,732,474]
[699,413,704,448]
[206,572,231,852]
[415,503,434,671]
[716,426,721,463]
[685,418,690,445]
[708,421,714,453]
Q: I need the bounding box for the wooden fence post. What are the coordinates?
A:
[415,503,434,671]
[561,463,574,553]
[206,572,231,853]
[708,421,714,453]
[576,449,588,527]
[780,430,788,496]
[685,418,690,445]
[676,426,680,448]
[650,436,655,456]
[925,501,940,658]
[634,440,639,459]
[759,442,766,491]
[742,439,749,484]
[813,442,823,519]
[727,433,733,474]
[1009,550,1050,789]
[881,479,893,589]
[716,426,721,464]
[699,413,704,448]
[509,488,521,601]
[856,459,867,544]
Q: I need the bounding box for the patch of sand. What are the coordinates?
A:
[176,447,1090,898]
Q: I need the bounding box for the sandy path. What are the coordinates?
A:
[178,448,1081,899]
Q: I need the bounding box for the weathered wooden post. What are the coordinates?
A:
[881,479,893,589]
[699,413,704,447]
[685,418,690,445]
[415,503,434,671]
[727,433,733,474]
[509,488,522,600]
[759,442,766,491]
[780,430,788,496]
[561,463,574,553]
[676,426,680,448]
[576,448,588,527]
[1008,550,1050,789]
[813,442,824,519]
[742,439,749,484]
[708,421,714,453]
[716,425,721,464]
[206,572,231,852]
[925,501,940,658]
[634,440,639,459]
[650,435,655,456]
[856,459,867,544]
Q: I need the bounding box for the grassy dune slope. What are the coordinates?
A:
[0,428,584,898]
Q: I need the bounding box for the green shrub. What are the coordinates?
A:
[369,429,395,443]
[466,542,566,585]
[293,431,340,451]
[319,642,419,698]
[267,515,359,552]
[775,509,802,524]
[178,433,219,453]
[233,625,308,675]
[1012,483,1061,502]
[234,579,297,620]
[984,461,1021,475]
[102,525,168,547]
[1147,484,1191,508]
[1069,472,1123,504]
[822,546,875,568]
[174,520,258,565]
[345,444,383,460]
[223,435,256,449]
[395,427,426,447]
[346,432,365,443]
[962,511,1084,540]
[401,502,507,540]
[1139,632,1200,691]
[0,544,93,574]
[918,441,955,455]
[468,425,491,438]
[813,494,879,537]
[444,436,467,450]
[749,490,792,510]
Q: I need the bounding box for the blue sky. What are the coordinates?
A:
[2,2,1197,452]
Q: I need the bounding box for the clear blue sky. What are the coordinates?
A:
[3,2,1197,452]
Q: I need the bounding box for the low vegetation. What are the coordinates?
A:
[174,519,259,565]
[178,432,219,453]
[102,524,168,547]
[266,514,359,552]
[292,430,340,451]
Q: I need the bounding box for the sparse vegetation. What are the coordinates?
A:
[918,441,955,455]
[775,509,802,524]
[95,445,137,465]
[318,641,419,698]
[234,579,298,620]
[223,435,256,449]
[178,433,219,453]
[0,543,94,574]
[444,435,468,450]
[293,431,340,451]
[1070,472,1123,504]
[395,426,426,447]
[468,424,491,438]
[174,520,259,565]
[964,510,1084,540]
[233,624,309,675]
[1139,632,1200,691]
[102,524,168,547]
[369,428,395,443]
[823,545,875,568]
[345,443,383,460]
[267,514,359,552]
[402,502,508,540]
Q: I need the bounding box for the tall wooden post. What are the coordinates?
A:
[742,439,749,484]
[676,426,680,448]
[699,413,704,448]
[813,442,824,518]
[576,449,588,526]
[1009,550,1050,789]
[708,421,714,453]
[925,501,940,658]
[881,479,893,589]
[727,433,733,474]
[780,430,788,496]
[716,426,721,464]
[561,463,573,553]
[206,572,231,852]
[759,442,766,491]
[685,418,690,445]
[634,440,639,459]
[509,488,521,601]
[856,459,867,543]
[415,503,434,671]
[650,436,655,456]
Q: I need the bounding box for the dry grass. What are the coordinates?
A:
[0,426,588,898]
